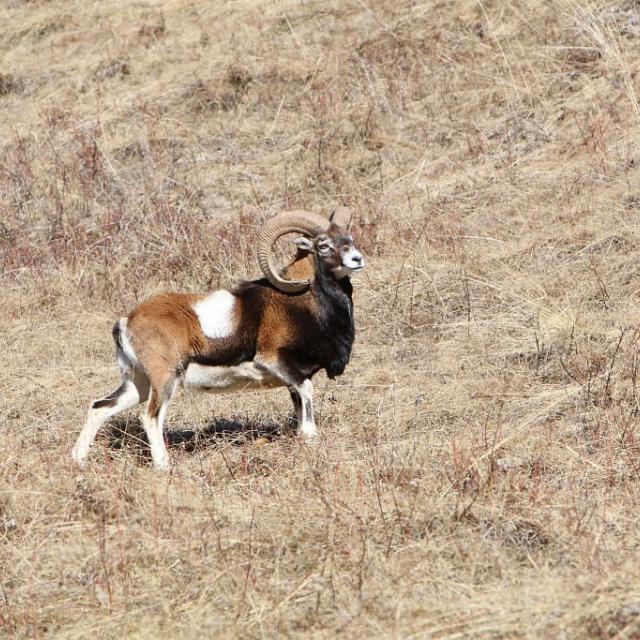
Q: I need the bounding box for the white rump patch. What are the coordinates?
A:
[193,290,237,339]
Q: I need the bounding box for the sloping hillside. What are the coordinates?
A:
[2,0,640,637]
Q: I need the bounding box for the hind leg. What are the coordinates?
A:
[72,376,147,468]
[140,378,178,471]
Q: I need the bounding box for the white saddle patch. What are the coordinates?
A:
[193,290,237,339]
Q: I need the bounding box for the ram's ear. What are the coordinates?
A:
[293,236,314,252]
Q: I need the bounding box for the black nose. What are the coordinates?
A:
[353,255,362,263]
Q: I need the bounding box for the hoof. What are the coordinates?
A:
[299,427,319,442]
[71,449,86,469]
[153,460,171,472]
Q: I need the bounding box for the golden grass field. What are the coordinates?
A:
[2,0,640,637]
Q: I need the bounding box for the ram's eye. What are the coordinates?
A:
[316,236,334,255]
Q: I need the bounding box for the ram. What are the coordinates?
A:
[72,208,365,470]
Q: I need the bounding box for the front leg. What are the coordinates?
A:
[294,379,316,439]
[289,387,302,429]
[255,353,317,439]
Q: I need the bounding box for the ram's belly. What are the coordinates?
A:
[183,361,283,393]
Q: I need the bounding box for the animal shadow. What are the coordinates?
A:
[105,413,293,459]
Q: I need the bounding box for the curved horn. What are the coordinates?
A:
[257,210,330,293]
[329,206,353,229]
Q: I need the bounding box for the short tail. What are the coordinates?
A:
[112,319,123,351]
[114,317,141,376]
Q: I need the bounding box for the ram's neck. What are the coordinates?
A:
[281,252,315,282]
[307,261,355,380]
[313,260,353,321]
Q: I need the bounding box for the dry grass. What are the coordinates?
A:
[2,0,640,637]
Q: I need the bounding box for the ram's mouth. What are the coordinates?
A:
[342,264,365,275]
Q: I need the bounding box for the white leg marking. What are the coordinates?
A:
[192,290,236,339]
[294,379,317,439]
[141,411,170,471]
[72,381,140,467]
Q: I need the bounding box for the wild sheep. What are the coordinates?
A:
[71,208,365,470]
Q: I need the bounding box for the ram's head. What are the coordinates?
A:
[257,208,365,293]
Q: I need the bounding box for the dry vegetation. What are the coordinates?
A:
[2,0,640,637]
